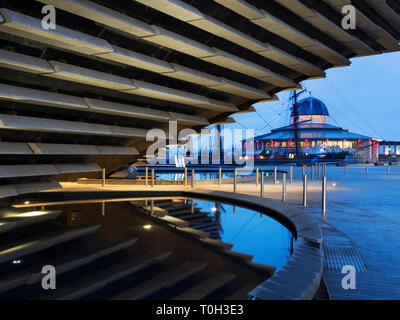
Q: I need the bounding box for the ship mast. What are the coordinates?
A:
[291,89,306,158]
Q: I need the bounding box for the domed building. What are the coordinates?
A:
[250,97,379,162]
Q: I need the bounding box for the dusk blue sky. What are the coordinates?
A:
[228,51,400,142]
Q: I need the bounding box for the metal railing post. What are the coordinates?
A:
[322,176,327,214]
[145,167,148,186]
[151,169,155,187]
[260,171,264,198]
[218,167,222,186]
[151,199,154,215]
[303,174,307,207]
[282,173,286,202]
[388,165,391,175]
[233,169,237,193]
[102,168,105,187]
[345,164,348,174]
[289,166,293,184]
[366,165,368,174]
[318,164,321,179]
[311,165,314,180]
[274,166,277,185]
[184,167,188,187]
[191,170,195,188]
[191,200,194,214]
[256,168,259,186]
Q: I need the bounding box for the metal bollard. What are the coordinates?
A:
[290,166,293,184]
[303,174,307,207]
[233,169,237,193]
[260,171,264,198]
[322,176,327,214]
[311,165,314,180]
[191,200,194,214]
[318,164,321,179]
[151,169,155,187]
[282,173,286,202]
[274,166,277,184]
[388,165,391,175]
[145,167,148,186]
[102,168,105,187]
[366,165,368,174]
[184,167,188,187]
[256,168,259,186]
[102,201,105,216]
[151,199,154,215]
[302,165,305,176]
[345,165,348,174]
[218,167,222,186]
[191,170,195,188]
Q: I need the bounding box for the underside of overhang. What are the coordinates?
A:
[0,0,399,198]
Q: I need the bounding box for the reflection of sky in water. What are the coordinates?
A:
[194,200,294,270]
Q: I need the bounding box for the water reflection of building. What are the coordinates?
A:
[247,97,379,163]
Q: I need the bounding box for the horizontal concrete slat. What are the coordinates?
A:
[0,83,88,110]
[54,163,101,174]
[162,63,222,87]
[85,98,170,121]
[143,25,217,58]
[96,45,174,74]
[47,61,136,91]
[0,114,148,138]
[215,0,350,66]
[0,164,58,178]
[201,48,296,87]
[129,80,237,111]
[0,142,33,155]
[135,0,205,22]
[29,143,138,155]
[169,112,209,126]
[209,78,271,99]
[0,81,207,124]
[0,49,54,74]
[137,0,323,76]
[0,163,100,178]
[37,0,155,37]
[0,8,113,55]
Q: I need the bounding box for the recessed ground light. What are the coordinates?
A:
[142,225,152,230]
[332,183,337,187]
[24,201,30,205]
[210,207,217,212]
[12,259,22,264]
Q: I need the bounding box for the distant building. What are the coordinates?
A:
[246,97,379,163]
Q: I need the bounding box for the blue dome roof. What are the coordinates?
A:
[291,97,329,116]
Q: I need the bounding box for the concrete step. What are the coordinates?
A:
[158,215,189,228]
[200,238,233,250]
[175,212,208,220]
[172,273,237,300]
[224,283,258,300]
[39,251,173,300]
[0,210,62,235]
[223,250,253,262]
[0,238,137,295]
[0,225,100,264]
[176,227,209,239]
[111,261,208,300]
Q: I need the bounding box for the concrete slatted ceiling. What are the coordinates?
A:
[0,0,398,198]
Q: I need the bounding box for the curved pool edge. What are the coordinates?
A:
[11,189,323,300]
[183,190,324,300]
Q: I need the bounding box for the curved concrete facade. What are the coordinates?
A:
[0,0,399,195]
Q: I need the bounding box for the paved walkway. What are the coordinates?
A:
[46,164,400,299]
